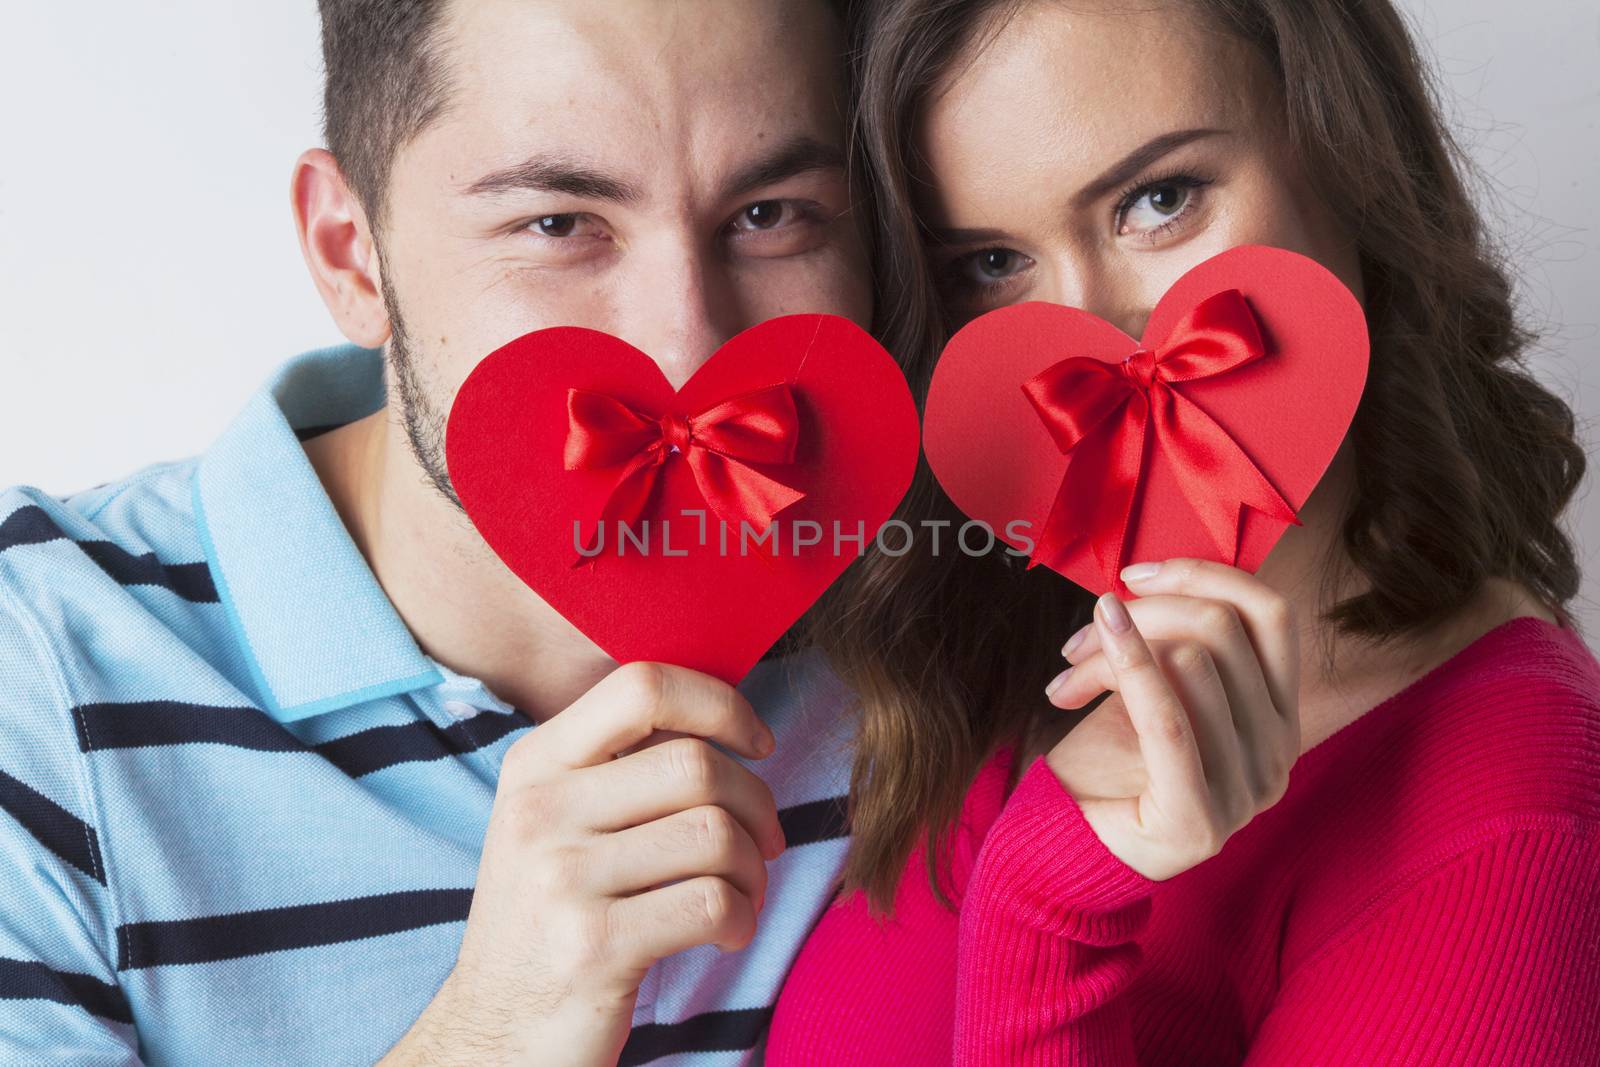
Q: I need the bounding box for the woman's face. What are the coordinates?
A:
[917,0,1363,338]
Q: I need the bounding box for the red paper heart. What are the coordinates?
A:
[922,245,1369,597]
[445,314,919,684]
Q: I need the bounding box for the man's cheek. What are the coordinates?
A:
[738,252,871,325]
[463,279,615,344]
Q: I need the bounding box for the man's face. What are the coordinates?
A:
[374,0,871,500]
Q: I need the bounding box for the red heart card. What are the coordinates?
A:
[922,245,1368,598]
[445,314,919,684]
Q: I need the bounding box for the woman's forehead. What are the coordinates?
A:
[918,1,1271,187]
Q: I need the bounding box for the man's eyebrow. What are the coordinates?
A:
[460,156,643,204]
[722,136,847,200]
[1073,127,1228,207]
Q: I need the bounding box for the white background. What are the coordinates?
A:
[2,1,1597,630]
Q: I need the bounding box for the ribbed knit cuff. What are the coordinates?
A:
[955,757,1160,1062]
[965,754,1160,945]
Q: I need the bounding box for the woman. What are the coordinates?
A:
[772,0,1600,1063]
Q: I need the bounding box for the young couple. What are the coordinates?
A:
[0,1,1593,1065]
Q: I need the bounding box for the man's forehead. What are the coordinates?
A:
[425,0,851,181]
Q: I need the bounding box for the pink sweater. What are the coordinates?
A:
[766,617,1600,1064]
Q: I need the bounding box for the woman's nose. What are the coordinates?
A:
[1039,261,1150,339]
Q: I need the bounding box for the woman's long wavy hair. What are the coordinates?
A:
[807,0,1587,916]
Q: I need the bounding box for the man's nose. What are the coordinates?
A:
[621,245,741,391]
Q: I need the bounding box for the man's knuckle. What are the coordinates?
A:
[703,878,755,949]
[694,805,738,859]
[666,738,719,795]
[502,784,562,843]
[725,910,758,952]
[711,684,749,730]
[693,877,739,930]
[554,902,615,974]
[616,661,669,717]
[533,843,588,896]
[501,734,545,780]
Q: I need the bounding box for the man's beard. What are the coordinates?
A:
[379,265,463,511]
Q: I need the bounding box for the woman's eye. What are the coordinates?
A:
[1118,180,1198,236]
[731,200,793,231]
[962,248,1028,285]
[527,213,600,238]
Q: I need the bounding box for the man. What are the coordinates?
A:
[0,1,867,1063]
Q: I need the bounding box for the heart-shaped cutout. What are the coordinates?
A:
[446,314,920,684]
[923,245,1369,597]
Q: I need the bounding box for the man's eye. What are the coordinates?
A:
[732,200,794,231]
[527,213,600,238]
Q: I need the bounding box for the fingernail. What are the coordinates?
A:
[753,729,774,757]
[1120,562,1162,583]
[1061,626,1089,658]
[1045,667,1074,698]
[1098,593,1133,634]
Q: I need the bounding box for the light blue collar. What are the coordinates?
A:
[192,344,444,722]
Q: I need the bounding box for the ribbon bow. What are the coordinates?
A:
[564,382,805,563]
[1021,289,1299,592]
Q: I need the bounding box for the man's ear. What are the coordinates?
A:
[291,148,392,349]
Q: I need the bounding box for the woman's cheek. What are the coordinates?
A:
[1217,170,1359,292]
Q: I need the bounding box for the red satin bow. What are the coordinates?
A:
[564,382,805,563]
[1021,289,1300,593]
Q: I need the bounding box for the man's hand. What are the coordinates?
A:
[380,662,785,1067]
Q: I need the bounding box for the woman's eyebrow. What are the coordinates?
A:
[925,224,1012,247]
[1071,127,1228,207]
[925,127,1231,246]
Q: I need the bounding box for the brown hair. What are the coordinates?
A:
[811,0,1587,915]
[315,0,855,233]
[317,0,457,232]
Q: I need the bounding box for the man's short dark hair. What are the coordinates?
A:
[318,0,455,232]
[316,0,852,233]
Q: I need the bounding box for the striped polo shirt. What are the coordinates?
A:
[0,344,856,1066]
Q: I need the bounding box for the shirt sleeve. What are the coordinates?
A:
[0,582,145,1065]
[956,755,1600,1066]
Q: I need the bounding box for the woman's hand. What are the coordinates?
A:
[1043,559,1302,882]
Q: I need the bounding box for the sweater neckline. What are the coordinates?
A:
[1295,614,1574,767]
